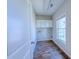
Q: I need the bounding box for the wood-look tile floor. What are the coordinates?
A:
[33,40,69,59]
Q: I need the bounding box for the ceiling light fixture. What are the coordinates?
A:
[50,3,53,7]
[47,0,53,10]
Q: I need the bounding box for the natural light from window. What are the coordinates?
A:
[56,16,66,44]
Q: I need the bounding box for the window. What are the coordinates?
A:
[56,17,66,43]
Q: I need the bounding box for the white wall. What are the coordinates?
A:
[7,0,36,59]
[36,28,52,41]
[52,0,71,57]
[36,15,53,41]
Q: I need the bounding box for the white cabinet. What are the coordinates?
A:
[36,20,52,28]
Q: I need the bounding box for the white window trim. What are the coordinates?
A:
[56,16,66,44]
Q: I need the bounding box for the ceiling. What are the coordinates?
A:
[31,0,65,16]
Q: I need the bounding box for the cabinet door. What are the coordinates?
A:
[36,20,52,28]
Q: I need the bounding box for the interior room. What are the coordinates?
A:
[7,0,71,59]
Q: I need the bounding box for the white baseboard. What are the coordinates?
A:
[51,39,71,58]
[37,39,52,41]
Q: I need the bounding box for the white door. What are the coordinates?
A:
[7,0,33,59]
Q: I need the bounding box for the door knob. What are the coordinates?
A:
[31,42,35,44]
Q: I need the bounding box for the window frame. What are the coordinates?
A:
[56,16,66,44]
